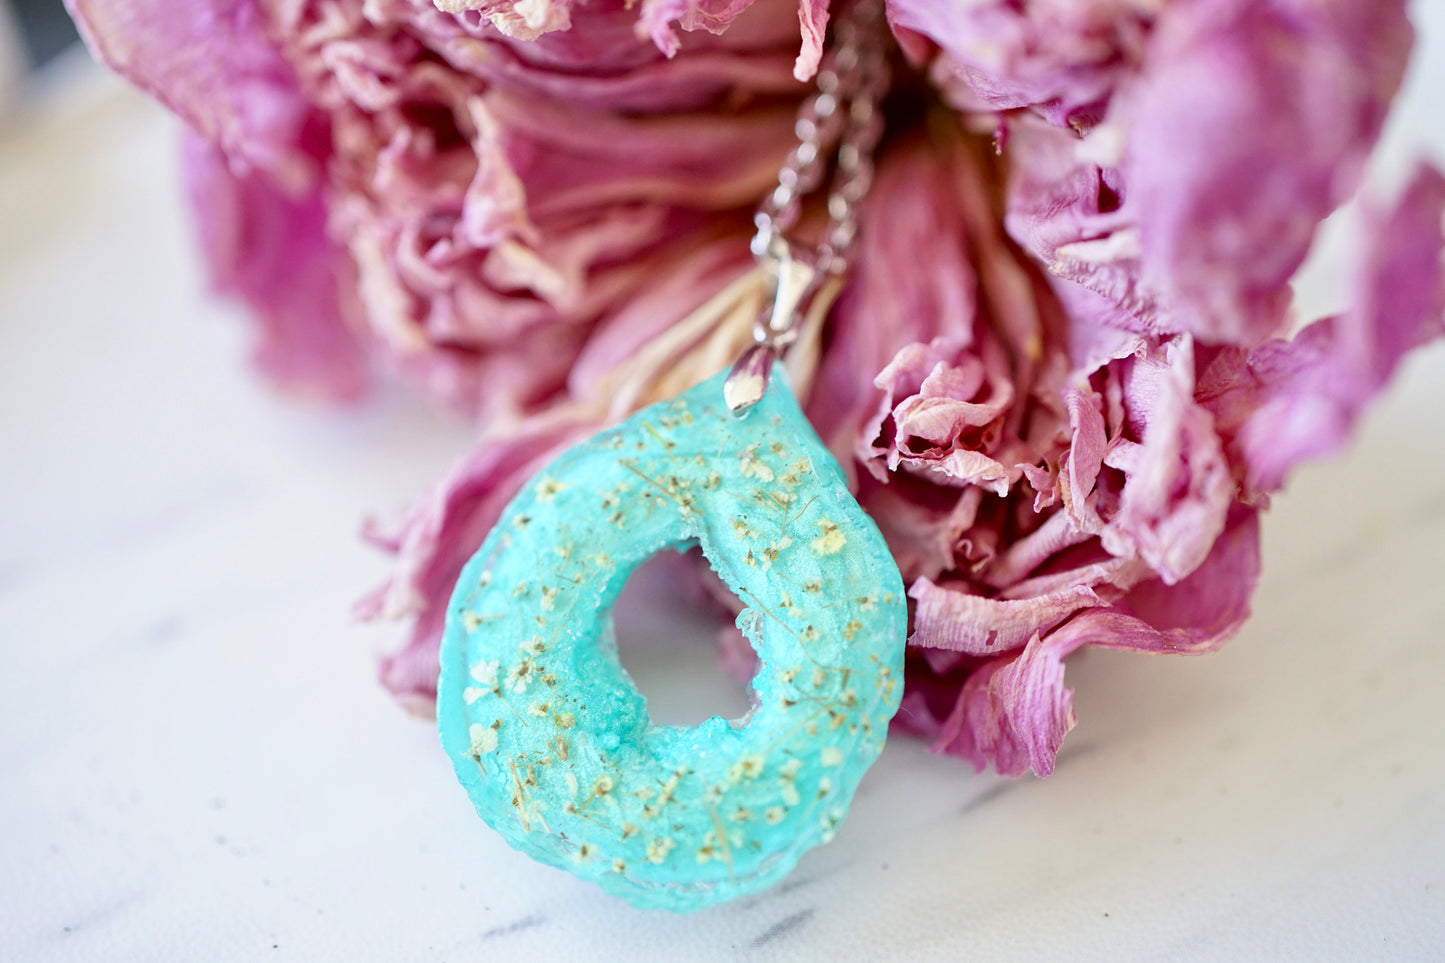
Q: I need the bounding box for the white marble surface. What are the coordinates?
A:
[3,17,1445,960]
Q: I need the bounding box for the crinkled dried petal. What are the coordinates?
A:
[1102,505,1261,655]
[1002,115,1159,334]
[1001,0,1413,348]
[1198,164,1445,493]
[182,135,368,401]
[808,129,986,461]
[908,576,1104,656]
[430,0,573,41]
[862,337,1018,492]
[359,410,600,706]
[793,0,829,81]
[629,0,792,61]
[929,507,1259,775]
[862,482,981,584]
[68,0,322,190]
[1057,384,1108,534]
[929,655,1034,776]
[1124,0,1413,345]
[886,0,1153,127]
[1101,337,1233,583]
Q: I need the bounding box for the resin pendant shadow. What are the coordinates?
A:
[437,365,906,912]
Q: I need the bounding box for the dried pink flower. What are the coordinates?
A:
[70,0,1445,777]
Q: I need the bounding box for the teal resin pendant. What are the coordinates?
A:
[437,364,906,912]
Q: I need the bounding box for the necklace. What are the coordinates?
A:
[727,2,889,411]
[436,3,902,912]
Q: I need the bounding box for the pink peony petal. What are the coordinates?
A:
[885,0,1152,128]
[181,135,368,401]
[66,0,319,190]
[430,0,574,41]
[360,409,601,707]
[928,507,1259,776]
[1125,0,1413,346]
[793,0,829,81]
[1057,384,1108,534]
[1102,505,1261,655]
[1198,164,1445,493]
[908,576,1104,656]
[809,127,988,464]
[861,336,1023,495]
[861,482,981,583]
[998,0,1413,349]
[1101,337,1233,584]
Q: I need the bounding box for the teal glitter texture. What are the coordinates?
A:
[437,365,906,912]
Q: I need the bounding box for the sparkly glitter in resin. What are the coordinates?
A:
[437,365,906,912]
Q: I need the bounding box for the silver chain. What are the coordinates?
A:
[725,2,889,413]
[749,1,891,276]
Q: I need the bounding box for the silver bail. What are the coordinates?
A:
[724,244,820,414]
[724,342,778,413]
[764,245,820,340]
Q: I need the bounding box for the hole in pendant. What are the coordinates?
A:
[612,547,755,727]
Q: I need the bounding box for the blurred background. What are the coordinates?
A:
[0,0,77,106]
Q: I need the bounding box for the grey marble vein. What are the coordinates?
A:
[750,908,816,948]
[480,913,546,940]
